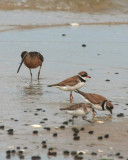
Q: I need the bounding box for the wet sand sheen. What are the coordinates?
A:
[0,24,128,159]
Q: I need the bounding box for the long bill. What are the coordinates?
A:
[17,59,24,73]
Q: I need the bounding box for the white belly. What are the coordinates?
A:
[57,82,85,91]
[92,104,102,110]
[66,109,86,116]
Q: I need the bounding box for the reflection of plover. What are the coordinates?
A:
[60,103,92,124]
[48,71,91,103]
[17,51,44,80]
[75,90,113,116]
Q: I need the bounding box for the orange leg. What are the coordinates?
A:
[70,91,73,103]
[92,108,96,117]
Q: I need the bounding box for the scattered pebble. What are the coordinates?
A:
[71,151,77,156]
[105,79,110,82]
[91,152,97,156]
[119,156,124,159]
[63,121,68,125]
[88,131,94,134]
[44,127,51,131]
[41,141,46,145]
[62,34,66,36]
[31,156,41,160]
[72,128,79,133]
[117,113,124,117]
[7,129,14,135]
[115,72,119,74]
[73,136,80,140]
[42,144,47,148]
[33,130,38,134]
[104,134,109,138]
[53,133,58,137]
[98,136,103,140]
[82,44,86,47]
[116,152,120,156]
[0,125,5,129]
[43,118,48,121]
[63,150,70,156]
[60,125,65,129]
[74,155,83,160]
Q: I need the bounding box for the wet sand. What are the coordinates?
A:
[0,9,128,160]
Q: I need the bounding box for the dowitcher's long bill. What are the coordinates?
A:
[48,71,91,103]
[75,89,114,116]
[17,51,44,80]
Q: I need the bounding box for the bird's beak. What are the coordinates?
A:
[109,109,112,114]
[17,59,24,73]
[88,76,91,78]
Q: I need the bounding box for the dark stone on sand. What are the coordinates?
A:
[91,152,97,156]
[105,79,110,82]
[97,54,101,55]
[48,151,57,156]
[7,129,14,135]
[53,133,58,137]
[19,155,25,159]
[126,104,128,106]
[116,152,120,156]
[43,118,48,121]
[80,127,84,131]
[31,156,41,160]
[119,156,124,159]
[36,108,42,111]
[23,147,28,150]
[6,150,11,154]
[60,125,65,129]
[33,130,38,134]
[0,125,5,129]
[24,110,27,112]
[18,151,24,154]
[44,127,51,131]
[71,151,77,156]
[88,130,94,134]
[115,72,119,74]
[104,134,109,138]
[73,136,80,140]
[82,44,86,47]
[14,119,18,122]
[42,144,47,148]
[40,121,45,124]
[41,141,46,144]
[17,147,20,150]
[72,128,79,133]
[69,119,73,122]
[63,150,70,156]
[78,152,84,155]
[11,150,16,153]
[62,34,66,36]
[63,121,68,125]
[74,155,83,160]
[117,113,124,117]
[98,136,103,140]
[34,113,38,116]
[73,133,78,137]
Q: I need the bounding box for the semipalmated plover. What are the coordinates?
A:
[17,51,44,80]
[60,103,92,124]
[48,71,91,103]
[75,89,113,116]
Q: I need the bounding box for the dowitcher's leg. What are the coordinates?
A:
[29,69,32,80]
[38,66,42,80]
[70,91,73,103]
[82,116,93,123]
[72,116,75,125]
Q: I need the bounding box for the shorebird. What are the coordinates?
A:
[75,89,113,116]
[60,103,92,124]
[17,51,44,80]
[48,71,91,103]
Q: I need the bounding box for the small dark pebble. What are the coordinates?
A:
[41,141,46,144]
[63,150,70,156]
[60,125,65,129]
[88,130,94,134]
[119,156,124,159]
[11,150,16,153]
[48,148,53,151]
[42,110,45,112]
[80,127,84,131]
[6,150,11,154]
[36,108,42,111]
[97,54,101,55]
[19,155,25,159]
[78,152,84,155]
[116,152,120,156]
[63,121,68,125]
[91,152,97,156]
[72,128,79,133]
[17,147,20,150]
[117,113,124,117]
[40,121,45,124]
[69,119,73,122]
[73,133,78,137]
[10,118,14,120]
[74,155,83,160]
[34,113,38,116]
[31,156,41,160]
[98,136,103,140]
[0,125,5,129]
[62,34,66,36]
[42,144,47,148]
[71,151,77,156]
[43,118,48,121]
[44,127,51,131]
[18,151,24,155]
[23,147,28,150]
[24,110,27,112]
[73,136,80,140]
[126,104,128,106]
[33,130,38,134]
[115,72,119,74]
[105,79,110,82]
[7,129,14,135]
[82,44,86,47]
[53,133,58,137]
[104,134,109,138]
[48,151,57,156]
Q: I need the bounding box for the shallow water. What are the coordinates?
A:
[0,23,128,159]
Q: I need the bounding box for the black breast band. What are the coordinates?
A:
[101,100,108,110]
